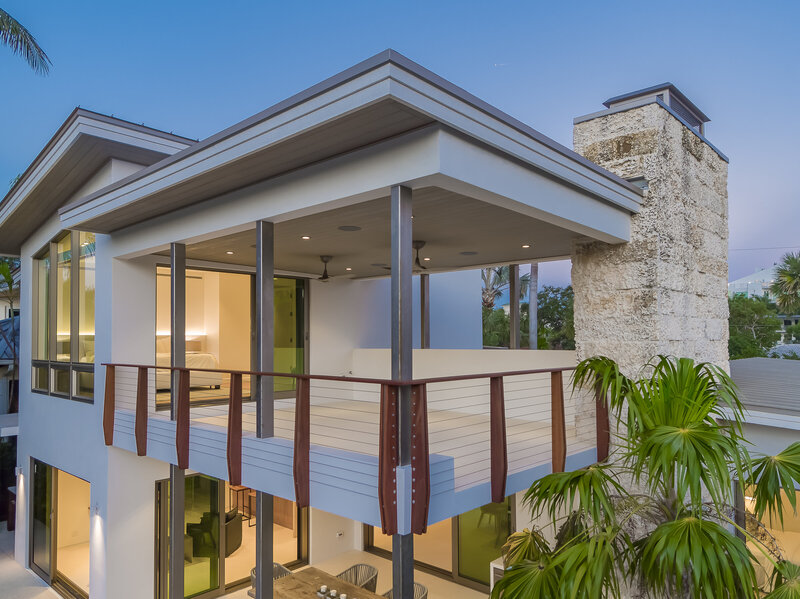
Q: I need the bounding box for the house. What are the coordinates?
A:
[728,265,800,345]
[728,358,800,585]
[1,50,730,599]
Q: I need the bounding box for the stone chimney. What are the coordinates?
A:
[570,84,729,375]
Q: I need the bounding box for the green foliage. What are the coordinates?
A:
[785,323,800,345]
[749,442,800,527]
[497,355,800,599]
[729,294,782,359]
[633,516,758,599]
[501,528,550,566]
[482,266,530,310]
[0,9,51,74]
[482,285,574,349]
[770,252,800,314]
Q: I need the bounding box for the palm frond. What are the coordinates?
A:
[769,252,800,314]
[748,442,800,527]
[551,527,627,599]
[490,556,562,599]
[0,9,51,75]
[501,527,550,566]
[767,561,800,598]
[633,516,758,599]
[523,464,624,527]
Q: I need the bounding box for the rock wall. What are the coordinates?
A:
[571,102,729,376]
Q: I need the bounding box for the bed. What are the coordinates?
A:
[155,337,223,390]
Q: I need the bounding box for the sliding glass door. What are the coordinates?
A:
[30,459,91,598]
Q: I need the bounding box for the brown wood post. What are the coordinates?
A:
[378,384,399,535]
[293,377,311,508]
[490,376,508,502]
[410,383,430,534]
[227,373,243,486]
[176,369,190,470]
[135,366,148,456]
[595,384,610,462]
[551,371,566,473]
[103,365,116,446]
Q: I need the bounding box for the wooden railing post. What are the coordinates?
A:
[135,366,148,456]
[595,384,610,462]
[378,384,399,535]
[489,376,508,503]
[103,365,116,446]
[293,377,311,508]
[410,383,430,534]
[176,369,190,470]
[551,371,566,473]
[227,373,243,486]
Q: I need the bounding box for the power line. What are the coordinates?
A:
[729,245,800,251]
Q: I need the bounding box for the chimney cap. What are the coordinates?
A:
[603,83,710,124]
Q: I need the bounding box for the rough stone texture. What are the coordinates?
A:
[572,102,729,377]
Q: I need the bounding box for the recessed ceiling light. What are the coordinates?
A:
[301,236,311,240]
[226,251,235,255]
[345,267,352,271]
[338,225,361,232]
[423,257,431,261]
[522,244,531,249]
[460,251,478,256]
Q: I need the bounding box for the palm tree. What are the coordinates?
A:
[493,355,800,599]
[770,252,800,315]
[482,266,531,310]
[0,8,51,74]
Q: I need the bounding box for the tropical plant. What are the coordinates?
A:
[729,294,782,359]
[482,266,531,310]
[0,258,19,412]
[0,8,51,74]
[493,355,800,599]
[770,252,800,315]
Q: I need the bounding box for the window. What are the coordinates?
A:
[32,231,96,401]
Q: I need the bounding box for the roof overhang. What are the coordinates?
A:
[0,109,193,255]
[59,50,642,235]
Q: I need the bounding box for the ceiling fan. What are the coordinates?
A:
[318,255,332,281]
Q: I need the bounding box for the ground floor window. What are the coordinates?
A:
[365,497,513,589]
[30,459,91,598]
[155,475,308,598]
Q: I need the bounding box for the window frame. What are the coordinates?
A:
[31,230,95,403]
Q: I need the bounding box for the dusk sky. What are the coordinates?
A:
[1,1,797,287]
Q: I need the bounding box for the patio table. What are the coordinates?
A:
[275,567,383,599]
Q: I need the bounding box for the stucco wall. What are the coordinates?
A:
[571,103,729,375]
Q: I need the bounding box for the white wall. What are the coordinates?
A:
[309,507,363,565]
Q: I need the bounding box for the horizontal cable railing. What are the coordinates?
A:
[102,362,609,536]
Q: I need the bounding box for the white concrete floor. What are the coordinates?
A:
[0,529,60,599]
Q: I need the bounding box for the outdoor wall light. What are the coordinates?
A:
[15,466,23,477]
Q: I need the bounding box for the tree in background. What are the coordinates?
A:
[729,294,782,359]
[494,356,800,599]
[0,258,19,413]
[770,252,800,315]
[482,266,530,310]
[785,323,800,345]
[0,8,51,74]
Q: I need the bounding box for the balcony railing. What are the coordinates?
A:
[102,363,610,535]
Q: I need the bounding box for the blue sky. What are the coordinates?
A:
[1,1,798,287]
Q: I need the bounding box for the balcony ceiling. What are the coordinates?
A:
[158,187,588,278]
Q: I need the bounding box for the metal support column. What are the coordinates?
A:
[255,221,275,599]
[509,264,520,349]
[169,242,186,599]
[391,185,414,599]
[420,272,430,349]
[528,262,538,350]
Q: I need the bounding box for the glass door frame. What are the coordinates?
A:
[29,458,91,599]
[363,495,516,592]
[155,475,310,599]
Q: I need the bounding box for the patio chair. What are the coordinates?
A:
[382,582,428,599]
[248,563,293,597]
[336,563,379,593]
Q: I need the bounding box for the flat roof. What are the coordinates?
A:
[603,82,710,123]
[730,357,800,416]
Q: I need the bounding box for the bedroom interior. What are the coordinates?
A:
[153,267,305,409]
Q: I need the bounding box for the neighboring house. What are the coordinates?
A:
[728,358,800,584]
[0,52,730,599]
[728,265,800,344]
[0,315,20,415]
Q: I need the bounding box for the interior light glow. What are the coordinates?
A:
[423,257,431,261]
[522,244,531,248]
[345,267,352,271]
[301,236,311,240]
[226,251,234,255]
